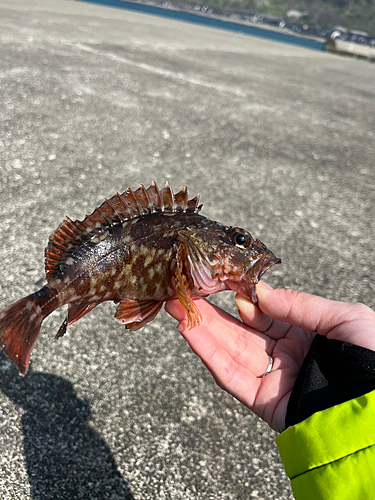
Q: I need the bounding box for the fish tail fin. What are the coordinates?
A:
[0,286,58,375]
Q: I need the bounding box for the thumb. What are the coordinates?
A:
[256,286,375,348]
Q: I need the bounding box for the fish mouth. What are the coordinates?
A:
[245,252,281,305]
[224,242,280,305]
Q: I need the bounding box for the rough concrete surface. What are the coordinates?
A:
[0,0,374,498]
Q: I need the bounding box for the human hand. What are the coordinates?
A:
[165,285,375,432]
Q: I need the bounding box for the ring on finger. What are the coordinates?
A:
[263,355,274,377]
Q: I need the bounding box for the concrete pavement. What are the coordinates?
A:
[0,0,374,498]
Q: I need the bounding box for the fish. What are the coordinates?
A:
[0,181,280,375]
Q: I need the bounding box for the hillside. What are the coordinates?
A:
[187,0,375,34]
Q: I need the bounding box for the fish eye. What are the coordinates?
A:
[230,230,253,248]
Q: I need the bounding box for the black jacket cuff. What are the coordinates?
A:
[285,334,375,428]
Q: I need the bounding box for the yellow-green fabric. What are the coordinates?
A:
[276,389,375,500]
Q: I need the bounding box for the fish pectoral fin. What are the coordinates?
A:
[175,241,202,330]
[177,231,218,294]
[55,301,100,340]
[115,299,163,331]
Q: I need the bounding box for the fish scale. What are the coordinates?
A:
[0,181,280,375]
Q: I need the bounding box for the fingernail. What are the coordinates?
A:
[177,321,187,334]
[235,293,252,307]
[255,284,272,302]
[257,281,273,290]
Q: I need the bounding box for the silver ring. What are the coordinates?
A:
[263,355,273,377]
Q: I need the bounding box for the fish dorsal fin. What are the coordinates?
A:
[45,181,201,281]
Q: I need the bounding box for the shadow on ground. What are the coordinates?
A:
[0,352,135,500]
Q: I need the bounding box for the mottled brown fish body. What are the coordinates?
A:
[56,212,204,302]
[0,181,280,375]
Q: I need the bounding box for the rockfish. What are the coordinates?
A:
[0,181,280,375]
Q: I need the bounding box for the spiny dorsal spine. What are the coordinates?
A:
[45,181,201,281]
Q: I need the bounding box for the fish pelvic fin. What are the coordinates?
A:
[0,287,58,375]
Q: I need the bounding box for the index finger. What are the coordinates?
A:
[235,293,296,340]
[256,287,375,350]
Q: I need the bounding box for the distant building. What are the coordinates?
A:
[286,10,307,20]
[350,29,369,37]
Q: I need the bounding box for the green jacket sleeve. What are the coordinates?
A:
[276,389,375,500]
